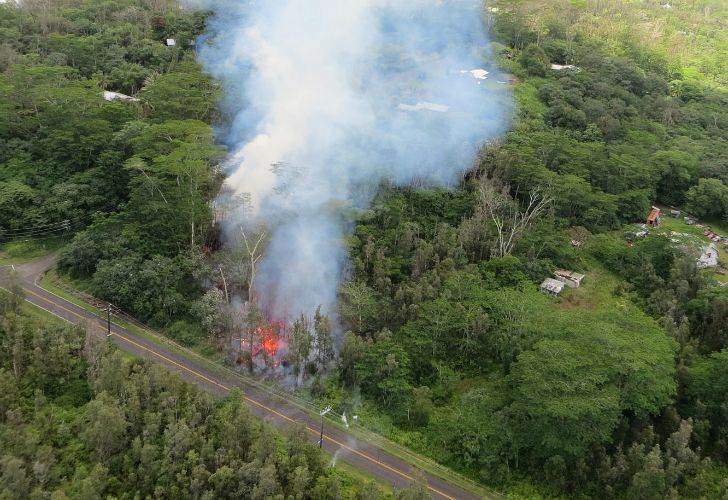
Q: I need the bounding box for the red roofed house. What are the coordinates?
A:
[647,207,662,227]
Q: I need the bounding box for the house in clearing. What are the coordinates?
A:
[541,278,565,296]
[554,270,585,288]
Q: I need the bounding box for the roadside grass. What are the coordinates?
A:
[558,258,620,308]
[45,268,226,359]
[0,237,68,265]
[21,301,66,326]
[19,288,139,361]
[42,269,111,316]
[39,268,499,499]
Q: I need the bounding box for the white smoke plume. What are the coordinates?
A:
[192,0,510,318]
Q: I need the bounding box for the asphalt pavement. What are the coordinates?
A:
[0,256,489,500]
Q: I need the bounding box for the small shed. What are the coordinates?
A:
[554,270,585,288]
[165,39,176,46]
[698,244,719,269]
[647,207,661,226]
[670,210,681,218]
[541,278,565,296]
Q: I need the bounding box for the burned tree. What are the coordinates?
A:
[477,177,553,257]
[240,226,268,304]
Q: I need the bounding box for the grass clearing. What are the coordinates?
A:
[555,255,632,314]
[0,237,68,265]
[625,214,728,285]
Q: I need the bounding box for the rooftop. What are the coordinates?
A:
[555,270,585,281]
[541,278,565,294]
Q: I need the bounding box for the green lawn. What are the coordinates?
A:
[0,237,68,265]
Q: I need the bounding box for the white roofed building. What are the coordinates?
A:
[541,278,565,296]
[698,244,719,269]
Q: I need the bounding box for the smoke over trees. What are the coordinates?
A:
[191,0,510,319]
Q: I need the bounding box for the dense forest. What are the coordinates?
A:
[0,2,381,499]
[0,286,396,499]
[327,0,728,497]
[2,0,728,498]
[0,0,223,335]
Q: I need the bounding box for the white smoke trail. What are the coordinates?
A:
[191,0,510,318]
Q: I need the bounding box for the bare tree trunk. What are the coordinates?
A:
[218,265,229,304]
[478,178,553,257]
[240,227,267,304]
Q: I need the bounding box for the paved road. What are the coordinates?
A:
[0,257,488,500]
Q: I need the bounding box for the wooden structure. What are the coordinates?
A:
[647,207,661,226]
[554,270,585,288]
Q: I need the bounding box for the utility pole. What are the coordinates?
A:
[319,406,332,448]
[106,303,112,338]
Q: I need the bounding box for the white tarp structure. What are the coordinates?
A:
[102,91,139,102]
[551,64,580,71]
[166,39,177,46]
[460,68,489,80]
[398,101,449,113]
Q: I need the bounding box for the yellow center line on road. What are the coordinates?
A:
[19,285,459,500]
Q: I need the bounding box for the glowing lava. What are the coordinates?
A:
[239,320,288,369]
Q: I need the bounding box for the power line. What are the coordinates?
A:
[0,216,86,234]
[0,223,75,238]
[0,220,86,242]
[1,226,70,238]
